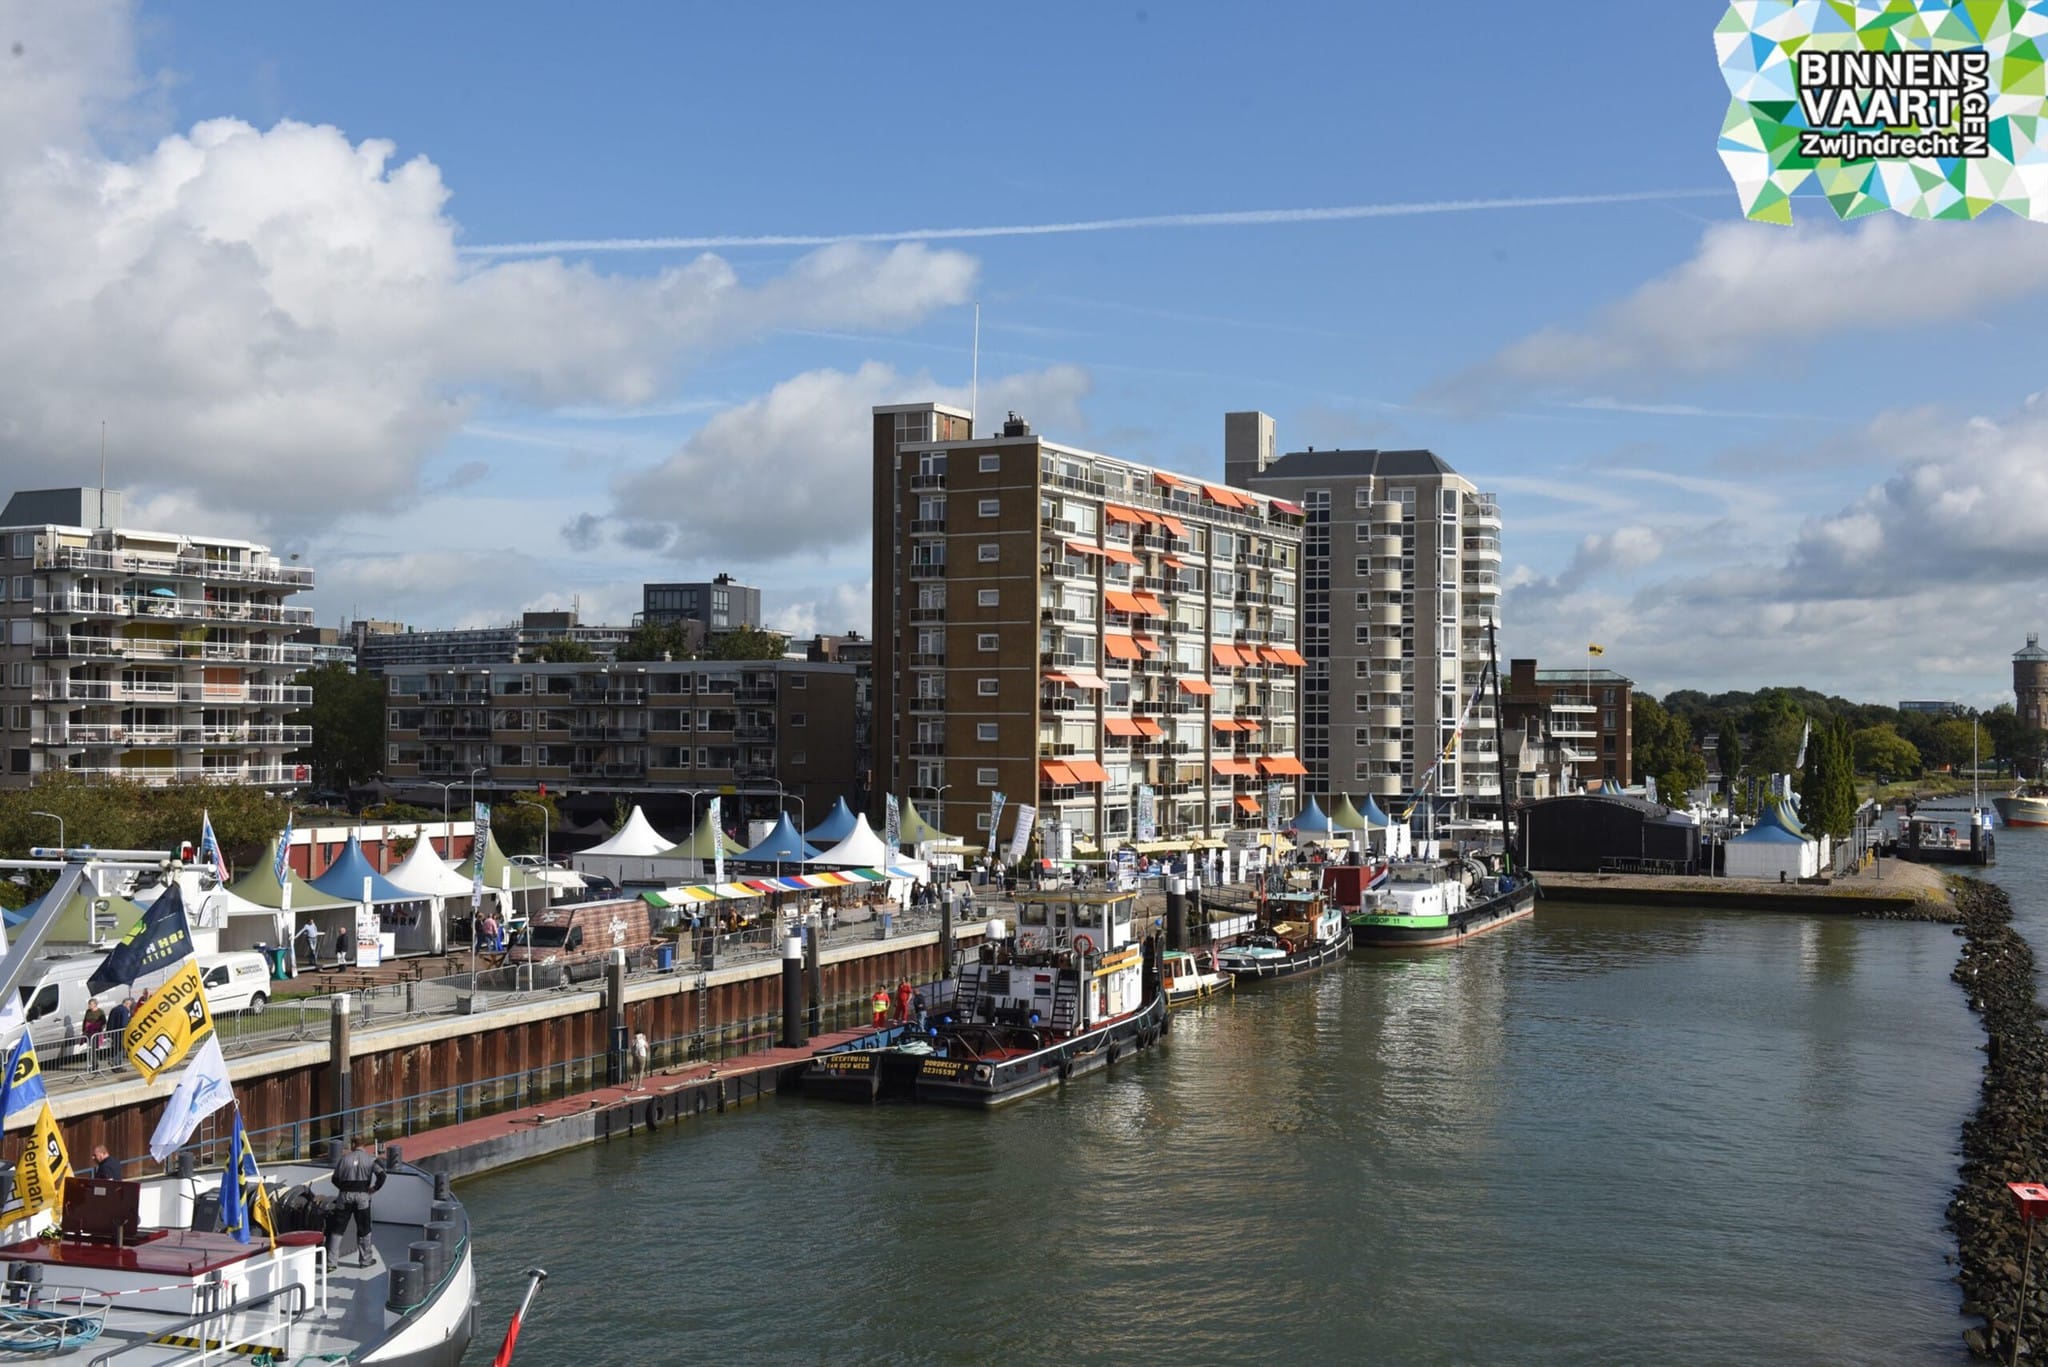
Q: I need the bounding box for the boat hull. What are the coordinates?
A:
[1165,977,1230,1007]
[1996,795,2048,827]
[1217,928,1352,982]
[1349,883,1537,949]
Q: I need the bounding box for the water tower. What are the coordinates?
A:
[2016,634,2048,730]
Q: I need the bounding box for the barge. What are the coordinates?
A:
[1348,858,1537,949]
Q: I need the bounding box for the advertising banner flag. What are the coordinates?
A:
[985,793,1006,857]
[1007,804,1037,866]
[121,958,216,1085]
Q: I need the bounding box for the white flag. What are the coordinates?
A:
[1007,804,1037,866]
[148,1034,234,1163]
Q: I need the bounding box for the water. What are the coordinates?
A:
[460,900,1980,1364]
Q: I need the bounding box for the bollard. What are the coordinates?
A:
[330,994,353,1143]
[803,922,822,1039]
[1165,877,1186,951]
[604,949,627,1086]
[780,934,805,1048]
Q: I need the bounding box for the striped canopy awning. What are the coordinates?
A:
[640,867,908,908]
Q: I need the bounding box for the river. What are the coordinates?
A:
[459,886,1988,1364]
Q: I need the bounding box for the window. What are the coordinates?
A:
[978,498,1000,518]
[1355,659,1371,677]
[1355,625,1371,645]
[1355,488,1373,508]
[11,577,27,600]
[978,543,1000,562]
[8,664,27,689]
[790,675,806,689]
[1355,558,1371,577]
[790,712,807,727]
[7,706,25,729]
[8,620,26,646]
[9,536,29,559]
[790,751,807,766]
[977,588,999,606]
[977,678,999,696]
[980,452,1001,473]
[977,812,992,831]
[977,723,999,742]
[977,634,998,652]
[977,766,999,785]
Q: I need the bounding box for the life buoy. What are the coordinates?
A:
[1073,934,1095,957]
[646,1098,663,1129]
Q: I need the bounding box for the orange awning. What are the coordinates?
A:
[1043,671,1076,687]
[1135,509,1164,526]
[1240,720,1262,733]
[1066,758,1111,783]
[1259,756,1309,776]
[1064,539,1104,558]
[1236,795,1262,814]
[1162,555,1186,570]
[1101,546,1141,567]
[1212,644,1243,668]
[1104,717,1144,737]
[1212,719,1240,732]
[1134,593,1168,616]
[1271,499,1305,517]
[1041,762,1078,785]
[1104,590,1143,614]
[1103,634,1143,661]
[1133,633,1160,654]
[1260,646,1287,664]
[1159,515,1190,540]
[1104,505,1143,524]
[1213,758,1257,776]
[1134,718,1164,737]
[1153,471,1183,490]
[1201,483,1235,506]
[1069,672,1108,690]
[1179,678,1215,696]
[1271,646,1306,667]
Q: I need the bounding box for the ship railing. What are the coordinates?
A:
[0,1280,109,1347]
[87,1282,308,1367]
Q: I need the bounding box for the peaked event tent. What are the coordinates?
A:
[570,805,677,886]
[896,799,961,849]
[386,837,477,898]
[1723,818,1818,880]
[310,835,424,905]
[1288,797,1334,837]
[1360,795,1392,826]
[1328,797,1368,832]
[812,814,893,869]
[806,797,859,845]
[738,814,821,863]
[231,836,348,913]
[653,809,749,861]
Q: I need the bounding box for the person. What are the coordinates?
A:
[328,1136,386,1267]
[333,928,351,972]
[631,1031,650,1089]
[870,988,890,1028]
[912,989,928,1031]
[80,999,107,1072]
[89,1144,119,1181]
[895,978,913,1025]
[480,912,499,953]
[297,920,320,971]
[824,901,838,932]
[106,995,134,1041]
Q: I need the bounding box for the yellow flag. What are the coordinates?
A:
[122,959,216,1085]
[15,1102,71,1223]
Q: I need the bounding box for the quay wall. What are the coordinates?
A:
[36,927,972,1169]
[1534,870,1950,919]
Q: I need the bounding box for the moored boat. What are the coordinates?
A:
[1348,857,1536,949]
[1214,891,1350,982]
[800,890,1166,1107]
[1162,948,1230,1006]
[1995,784,2048,828]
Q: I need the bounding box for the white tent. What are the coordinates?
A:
[570,806,676,886]
[139,870,288,957]
[812,813,892,870]
[387,839,477,897]
[1723,822,1818,880]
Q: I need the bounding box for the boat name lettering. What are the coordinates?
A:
[920,1058,967,1078]
[822,1054,873,1072]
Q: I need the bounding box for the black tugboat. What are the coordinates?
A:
[801,889,1167,1108]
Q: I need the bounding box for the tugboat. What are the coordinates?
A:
[1348,856,1536,949]
[1161,948,1230,1006]
[1214,890,1350,982]
[800,889,1166,1107]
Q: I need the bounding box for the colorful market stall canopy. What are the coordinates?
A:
[578,805,674,857]
[805,797,859,845]
[738,814,821,863]
[230,835,349,911]
[640,866,921,907]
[1360,795,1392,827]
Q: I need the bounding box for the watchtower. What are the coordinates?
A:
[2015,634,2048,730]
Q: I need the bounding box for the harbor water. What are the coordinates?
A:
[461,894,1985,1364]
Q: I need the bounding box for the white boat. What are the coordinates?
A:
[1162,948,1230,1006]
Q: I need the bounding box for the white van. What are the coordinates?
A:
[17,950,274,1066]
[196,952,272,1016]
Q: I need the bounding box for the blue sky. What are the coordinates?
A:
[6,1,2048,707]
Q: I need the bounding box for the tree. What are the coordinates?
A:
[0,778,289,896]
[493,789,560,857]
[293,663,384,792]
[1923,717,1978,772]
[1744,693,1806,778]
[1851,724,1921,780]
[1657,750,1709,807]
[1633,695,1694,788]
[704,625,789,661]
[616,621,697,663]
[1717,730,1744,796]
[535,639,595,663]
[1796,719,1855,840]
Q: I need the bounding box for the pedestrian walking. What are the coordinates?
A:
[297,921,320,971]
[631,1031,650,1089]
[333,928,350,971]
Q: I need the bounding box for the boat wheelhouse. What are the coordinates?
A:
[1214,890,1349,982]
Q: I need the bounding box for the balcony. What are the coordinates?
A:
[35,545,315,588]
[908,472,946,490]
[909,561,947,579]
[910,652,946,668]
[909,741,947,756]
[909,518,947,534]
[908,697,945,713]
[1369,501,1404,526]
[31,678,312,706]
[1549,695,1596,712]
[734,724,775,742]
[58,762,307,786]
[910,607,947,623]
[1468,498,1502,527]
[735,686,777,704]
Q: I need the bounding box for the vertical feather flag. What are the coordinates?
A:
[274,814,294,881]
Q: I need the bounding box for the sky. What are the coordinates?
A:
[3,1,2046,708]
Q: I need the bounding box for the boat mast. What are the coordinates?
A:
[1488,616,1512,871]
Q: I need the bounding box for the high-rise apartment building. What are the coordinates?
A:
[873,405,1307,852]
[1226,417,1503,817]
[0,487,315,788]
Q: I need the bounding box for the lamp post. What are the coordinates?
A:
[512,799,550,994]
[30,811,63,855]
[467,765,487,993]
[427,781,461,858]
[931,783,952,841]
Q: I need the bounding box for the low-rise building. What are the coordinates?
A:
[1501,658,1634,790]
[351,611,634,673]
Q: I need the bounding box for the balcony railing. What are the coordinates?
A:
[56,762,307,785]
[35,545,315,587]
[32,679,312,706]
[31,637,315,666]
[33,724,311,747]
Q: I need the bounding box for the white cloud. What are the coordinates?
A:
[0,6,977,532]
[1449,216,2048,400]
[771,580,873,641]
[595,362,1092,561]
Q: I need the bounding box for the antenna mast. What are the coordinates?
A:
[970,302,980,437]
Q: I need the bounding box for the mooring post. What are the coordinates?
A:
[1165,876,1185,951]
[329,993,352,1143]
[940,892,956,977]
[803,919,823,1038]
[780,932,805,1048]
[605,948,627,1086]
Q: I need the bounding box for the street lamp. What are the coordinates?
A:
[930,783,952,840]
[30,811,63,854]
[427,780,461,858]
[466,764,487,995]
[512,798,549,994]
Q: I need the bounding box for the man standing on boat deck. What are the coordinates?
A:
[870,988,890,1028]
[895,978,913,1025]
[329,1136,386,1267]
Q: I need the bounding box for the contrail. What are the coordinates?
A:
[461,188,1730,257]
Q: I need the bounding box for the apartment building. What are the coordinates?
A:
[0,487,314,788]
[803,631,874,806]
[872,405,1307,851]
[640,575,761,634]
[1226,416,1503,819]
[351,611,637,674]
[1500,658,1635,790]
[381,658,860,817]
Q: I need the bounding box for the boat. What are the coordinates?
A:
[1214,890,1350,982]
[1995,783,2048,828]
[1348,856,1537,949]
[0,851,475,1366]
[799,889,1166,1107]
[1161,948,1230,1006]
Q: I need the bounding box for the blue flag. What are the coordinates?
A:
[0,1034,44,1126]
[88,884,196,997]
[220,1109,257,1244]
[198,811,230,884]
[273,816,293,881]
